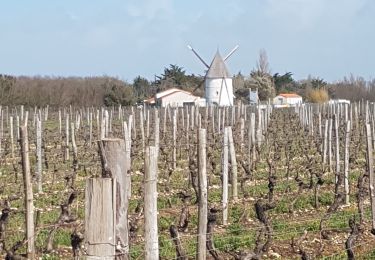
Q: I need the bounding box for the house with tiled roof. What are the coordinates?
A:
[144,88,206,107]
[273,93,302,107]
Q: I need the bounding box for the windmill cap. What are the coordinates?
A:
[206,51,231,78]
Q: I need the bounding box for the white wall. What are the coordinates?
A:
[205,78,234,106]
[273,96,302,106]
[159,91,201,107]
[273,96,286,105]
[286,97,303,105]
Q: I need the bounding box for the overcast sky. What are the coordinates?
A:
[0,0,374,82]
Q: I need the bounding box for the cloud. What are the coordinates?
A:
[264,0,369,31]
[125,0,173,20]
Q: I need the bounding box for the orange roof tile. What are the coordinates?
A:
[279,93,301,98]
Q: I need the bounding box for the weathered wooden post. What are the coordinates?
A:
[140,108,145,153]
[334,114,340,183]
[222,127,229,225]
[228,127,238,200]
[123,122,132,200]
[366,123,375,234]
[71,122,78,170]
[328,118,333,172]
[20,105,24,122]
[100,110,105,140]
[20,125,35,259]
[146,109,150,139]
[344,120,351,205]
[58,109,62,136]
[173,111,177,169]
[154,110,160,155]
[257,106,262,148]
[89,112,93,147]
[144,146,159,260]
[85,178,116,259]
[98,139,131,259]
[96,109,100,140]
[250,113,256,170]
[322,119,328,168]
[104,110,109,138]
[36,116,42,193]
[197,128,207,260]
[16,115,20,140]
[65,114,70,161]
[10,116,14,160]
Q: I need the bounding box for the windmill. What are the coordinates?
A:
[188,45,238,106]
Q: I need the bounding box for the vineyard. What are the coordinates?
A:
[1,103,375,259]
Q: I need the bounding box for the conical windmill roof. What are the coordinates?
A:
[206,51,231,78]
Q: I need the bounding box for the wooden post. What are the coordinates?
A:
[257,106,262,148]
[146,109,150,139]
[20,105,24,121]
[197,129,207,260]
[154,110,160,155]
[323,119,328,168]
[140,109,145,153]
[96,109,100,140]
[65,114,70,161]
[240,117,245,152]
[104,110,109,138]
[124,122,132,200]
[85,178,116,259]
[10,116,14,159]
[71,122,78,160]
[250,113,256,168]
[128,115,133,148]
[45,105,49,121]
[16,115,20,140]
[20,125,35,259]
[24,111,29,127]
[173,111,177,169]
[36,116,43,193]
[144,146,159,260]
[98,139,130,259]
[228,127,238,200]
[222,127,229,225]
[89,112,93,147]
[334,114,340,183]
[58,110,62,135]
[100,111,105,140]
[344,120,351,205]
[328,118,333,172]
[366,124,375,234]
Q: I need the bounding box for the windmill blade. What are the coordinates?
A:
[187,45,209,69]
[224,45,239,61]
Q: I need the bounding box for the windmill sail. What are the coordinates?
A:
[187,45,209,69]
[188,44,238,106]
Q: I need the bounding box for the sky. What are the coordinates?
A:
[0,0,374,83]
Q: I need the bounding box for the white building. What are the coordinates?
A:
[188,45,238,107]
[144,88,206,107]
[328,99,350,105]
[273,93,303,107]
[204,51,234,106]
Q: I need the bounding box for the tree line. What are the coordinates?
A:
[1,51,375,107]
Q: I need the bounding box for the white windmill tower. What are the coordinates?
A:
[188,45,238,106]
